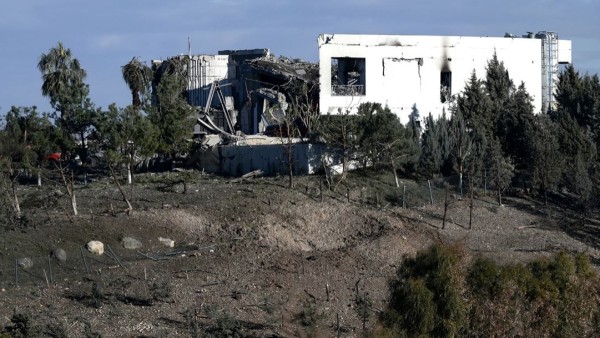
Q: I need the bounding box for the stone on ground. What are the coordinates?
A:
[86,240,104,255]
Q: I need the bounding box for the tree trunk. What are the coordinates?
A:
[442,188,449,229]
[79,130,87,165]
[71,194,78,217]
[37,167,42,187]
[497,187,502,206]
[2,173,22,219]
[287,142,294,189]
[59,168,78,216]
[108,162,133,212]
[390,152,399,188]
[469,179,474,229]
[128,154,133,185]
[11,181,21,217]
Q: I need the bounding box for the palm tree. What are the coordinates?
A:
[38,42,87,114]
[121,57,153,108]
[38,42,94,168]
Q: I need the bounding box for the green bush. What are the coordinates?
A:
[380,245,600,337]
[386,278,435,336]
[468,257,500,298]
[385,244,467,337]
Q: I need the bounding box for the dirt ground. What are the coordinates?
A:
[1,172,599,337]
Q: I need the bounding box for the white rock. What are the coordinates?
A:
[86,240,104,255]
[17,257,33,269]
[121,237,143,250]
[52,248,67,262]
[158,237,175,248]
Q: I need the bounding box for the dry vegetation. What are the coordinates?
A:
[1,171,599,337]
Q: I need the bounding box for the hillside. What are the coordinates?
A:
[1,172,599,337]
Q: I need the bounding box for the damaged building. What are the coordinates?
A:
[151,31,572,176]
[153,49,318,136]
[152,49,322,176]
[318,32,572,123]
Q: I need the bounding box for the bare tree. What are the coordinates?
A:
[54,161,78,216]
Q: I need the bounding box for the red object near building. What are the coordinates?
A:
[45,153,62,161]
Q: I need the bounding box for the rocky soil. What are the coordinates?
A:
[1,172,599,337]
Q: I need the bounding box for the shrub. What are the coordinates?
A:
[380,245,600,337]
[468,257,500,298]
[385,244,467,337]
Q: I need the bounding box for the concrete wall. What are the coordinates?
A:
[184,54,230,107]
[319,34,572,123]
[195,142,326,177]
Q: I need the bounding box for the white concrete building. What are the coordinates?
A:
[318,32,572,123]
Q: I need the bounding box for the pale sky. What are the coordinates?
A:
[1,0,598,115]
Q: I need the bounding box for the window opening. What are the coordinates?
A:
[440,71,452,103]
[331,57,366,96]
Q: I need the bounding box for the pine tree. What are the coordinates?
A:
[496,82,536,171]
[531,115,563,204]
[419,113,443,178]
[357,103,417,185]
[148,72,195,159]
[449,108,472,194]
[555,113,596,208]
[317,110,360,178]
[455,71,493,136]
[485,52,514,123]
[486,137,514,206]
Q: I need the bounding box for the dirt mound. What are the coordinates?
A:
[1,175,599,337]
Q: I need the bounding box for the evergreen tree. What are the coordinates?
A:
[357,103,417,185]
[95,104,159,211]
[485,137,514,206]
[436,110,453,176]
[554,65,584,122]
[418,111,453,178]
[455,71,493,135]
[554,65,600,147]
[95,104,159,183]
[496,82,536,171]
[355,102,383,168]
[405,104,422,173]
[3,106,57,166]
[419,113,443,177]
[408,103,422,143]
[485,52,514,123]
[148,72,195,158]
[531,115,563,204]
[555,113,596,208]
[317,110,360,178]
[449,108,472,194]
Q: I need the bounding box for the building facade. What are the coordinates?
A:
[318,32,572,123]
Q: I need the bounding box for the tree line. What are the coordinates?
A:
[320,53,600,210]
[0,42,195,218]
[2,43,600,220]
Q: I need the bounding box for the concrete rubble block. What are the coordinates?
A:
[86,240,104,255]
[121,237,143,250]
[51,248,67,262]
[158,237,175,248]
[17,258,33,269]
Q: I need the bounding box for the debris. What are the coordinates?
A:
[231,169,264,183]
[158,237,175,248]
